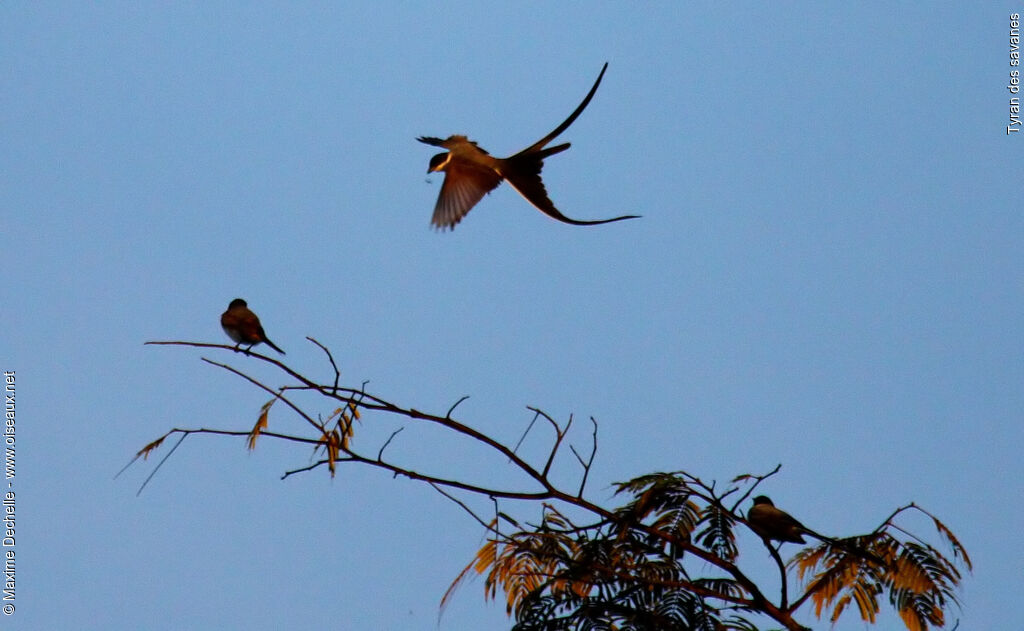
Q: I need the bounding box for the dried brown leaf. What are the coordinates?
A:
[247,398,275,451]
[933,517,972,571]
[136,436,166,459]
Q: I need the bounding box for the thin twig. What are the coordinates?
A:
[200,357,323,433]
[282,461,325,479]
[541,413,571,478]
[511,408,542,457]
[136,432,188,496]
[729,463,783,513]
[575,417,599,497]
[430,483,497,535]
[378,427,404,461]
[526,406,560,434]
[306,336,341,392]
[446,395,470,419]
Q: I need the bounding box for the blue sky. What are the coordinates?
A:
[2,3,1021,629]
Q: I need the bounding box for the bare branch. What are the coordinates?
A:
[378,427,404,461]
[763,538,789,608]
[541,412,571,478]
[511,408,542,457]
[572,416,599,497]
[729,463,783,513]
[526,405,561,434]
[136,432,188,496]
[140,339,967,631]
[282,461,325,479]
[874,501,917,533]
[430,483,499,536]
[306,336,340,392]
[200,357,323,433]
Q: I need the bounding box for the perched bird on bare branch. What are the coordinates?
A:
[220,298,285,355]
[418,62,640,230]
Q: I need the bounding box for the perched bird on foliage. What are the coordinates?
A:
[747,495,810,544]
[747,495,885,565]
[220,298,285,355]
[418,62,640,230]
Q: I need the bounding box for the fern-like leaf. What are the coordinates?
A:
[695,504,738,561]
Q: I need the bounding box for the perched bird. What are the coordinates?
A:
[418,62,640,230]
[746,496,809,544]
[220,298,285,355]
[747,495,885,565]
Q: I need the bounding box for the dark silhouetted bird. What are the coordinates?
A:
[418,62,640,230]
[747,495,885,565]
[747,496,810,544]
[220,298,285,355]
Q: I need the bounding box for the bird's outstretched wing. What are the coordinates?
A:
[431,158,503,229]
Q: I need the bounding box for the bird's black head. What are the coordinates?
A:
[752,496,774,506]
[228,298,248,309]
[427,152,449,173]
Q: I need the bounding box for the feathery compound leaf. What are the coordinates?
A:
[693,577,747,600]
[649,497,701,551]
[903,542,959,593]
[832,592,853,622]
[479,531,576,615]
[440,521,498,613]
[797,523,965,631]
[612,472,683,498]
[933,517,972,571]
[247,398,275,451]
[695,504,738,561]
[793,545,829,582]
[850,580,881,623]
[474,537,498,574]
[798,542,883,624]
[891,551,935,594]
[887,540,961,627]
[891,587,945,631]
[611,473,699,550]
[718,614,762,631]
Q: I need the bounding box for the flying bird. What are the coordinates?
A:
[220,298,285,355]
[418,62,640,230]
